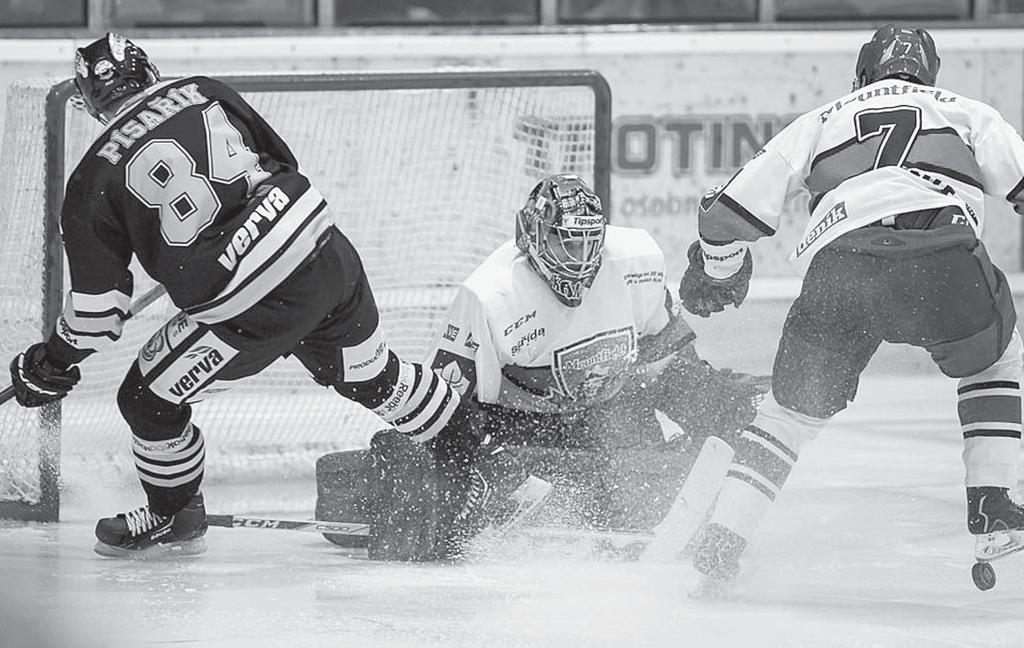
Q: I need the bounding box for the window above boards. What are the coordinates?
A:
[0,0,1020,29]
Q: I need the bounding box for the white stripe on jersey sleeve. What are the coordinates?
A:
[69,288,131,316]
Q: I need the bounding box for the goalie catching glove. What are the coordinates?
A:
[9,342,81,408]
[679,240,752,318]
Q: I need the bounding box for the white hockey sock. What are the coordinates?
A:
[132,422,205,491]
[710,395,828,539]
[959,330,1023,488]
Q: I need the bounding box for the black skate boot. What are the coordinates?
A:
[967,487,1024,562]
[691,522,747,598]
[967,486,1024,534]
[94,492,208,558]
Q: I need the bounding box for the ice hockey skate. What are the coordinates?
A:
[968,487,1024,590]
[94,493,208,559]
[689,522,746,599]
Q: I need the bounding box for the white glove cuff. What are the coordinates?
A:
[700,240,748,280]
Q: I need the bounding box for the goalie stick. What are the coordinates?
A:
[0,285,168,407]
[638,435,734,562]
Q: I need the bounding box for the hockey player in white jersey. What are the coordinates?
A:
[316,174,767,555]
[679,24,1024,591]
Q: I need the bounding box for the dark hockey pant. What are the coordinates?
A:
[773,221,1016,419]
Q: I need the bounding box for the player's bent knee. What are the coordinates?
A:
[331,350,400,408]
[117,361,191,439]
[960,328,1023,385]
[753,394,829,451]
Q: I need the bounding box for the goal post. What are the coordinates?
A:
[0,69,611,521]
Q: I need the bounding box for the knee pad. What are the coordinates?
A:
[752,394,830,453]
[711,395,829,539]
[729,394,827,506]
[117,361,192,440]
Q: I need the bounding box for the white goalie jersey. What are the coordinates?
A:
[425,226,679,414]
[698,79,1024,275]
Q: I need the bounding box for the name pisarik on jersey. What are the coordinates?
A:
[217,186,292,271]
[95,83,211,164]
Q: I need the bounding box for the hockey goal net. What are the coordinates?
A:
[0,70,610,521]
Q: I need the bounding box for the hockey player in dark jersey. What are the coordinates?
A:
[680,25,1024,592]
[6,33,495,560]
[316,175,769,552]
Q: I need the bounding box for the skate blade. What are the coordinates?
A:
[93,537,207,559]
[974,531,1024,562]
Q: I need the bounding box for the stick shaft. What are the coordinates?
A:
[206,514,370,537]
[0,285,167,408]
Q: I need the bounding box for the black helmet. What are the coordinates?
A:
[74,33,160,123]
[854,25,940,90]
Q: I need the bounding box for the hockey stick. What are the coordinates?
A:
[638,435,735,562]
[205,514,370,537]
[204,477,551,542]
[0,284,168,407]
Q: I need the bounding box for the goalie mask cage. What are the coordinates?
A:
[0,70,611,521]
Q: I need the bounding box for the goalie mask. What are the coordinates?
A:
[74,33,160,124]
[854,24,940,90]
[515,174,606,308]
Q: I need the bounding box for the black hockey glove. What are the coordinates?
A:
[9,343,81,408]
[679,240,752,318]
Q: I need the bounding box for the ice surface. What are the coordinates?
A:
[3,375,1024,648]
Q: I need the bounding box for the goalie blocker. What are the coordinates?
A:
[316,428,712,560]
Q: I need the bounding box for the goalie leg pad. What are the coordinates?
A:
[316,430,456,561]
[315,448,372,549]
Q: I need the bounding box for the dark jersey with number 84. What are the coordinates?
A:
[56,76,331,359]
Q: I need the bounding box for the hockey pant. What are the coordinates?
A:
[118,227,460,516]
[708,222,1021,542]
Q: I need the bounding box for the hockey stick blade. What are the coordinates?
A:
[638,435,734,563]
[206,514,370,537]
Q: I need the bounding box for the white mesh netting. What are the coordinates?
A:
[0,72,603,516]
